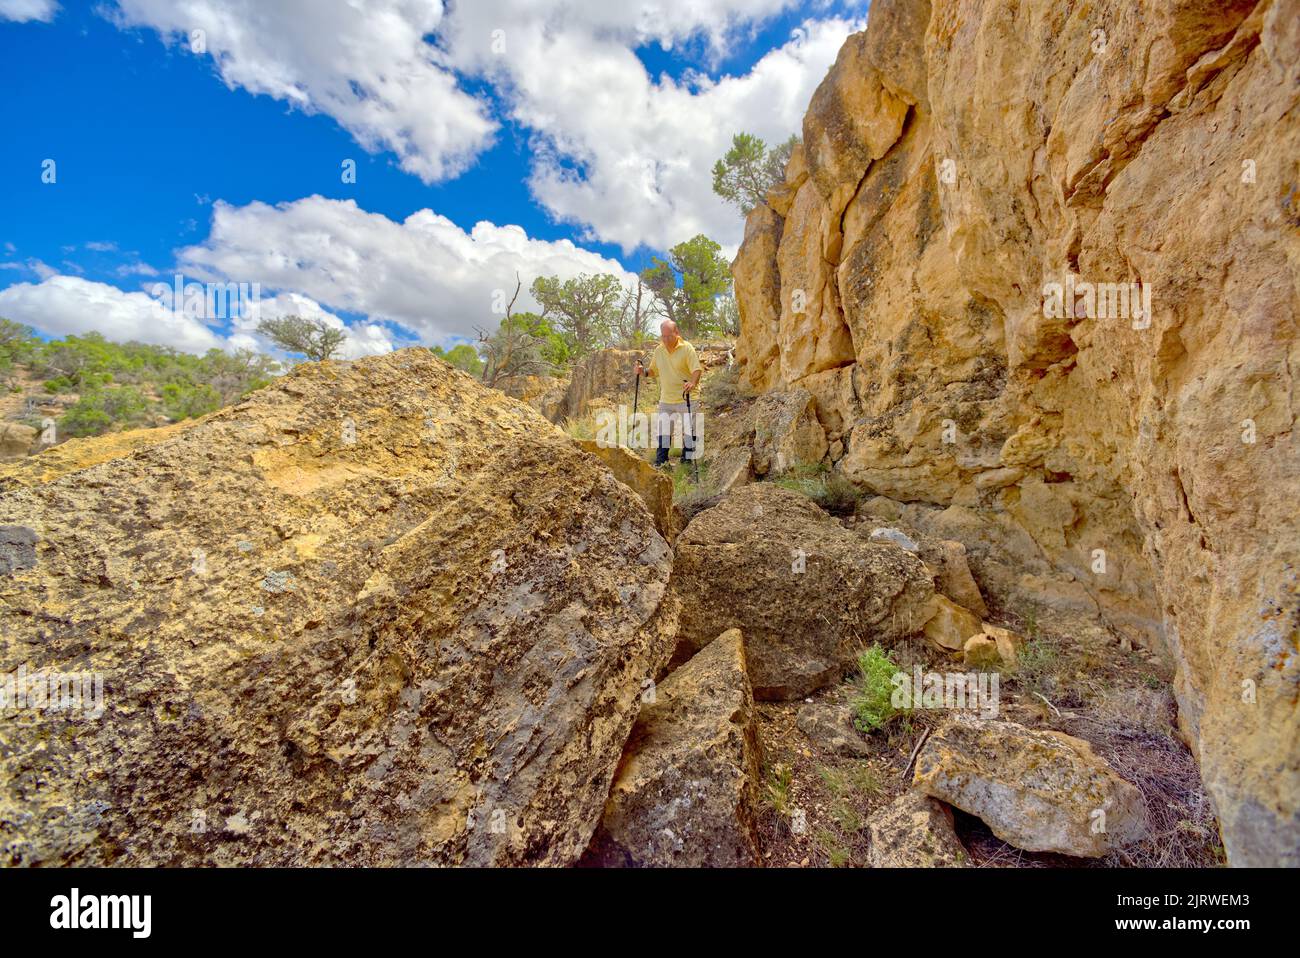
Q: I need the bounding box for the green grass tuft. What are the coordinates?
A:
[771,462,859,516]
[763,762,794,816]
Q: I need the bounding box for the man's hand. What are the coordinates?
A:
[681,379,693,396]
[635,361,645,376]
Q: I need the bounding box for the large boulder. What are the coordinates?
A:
[0,350,678,866]
[672,484,935,699]
[582,629,763,867]
[914,714,1149,857]
[576,439,677,541]
[749,387,828,477]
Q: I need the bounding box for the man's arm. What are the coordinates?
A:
[682,345,703,395]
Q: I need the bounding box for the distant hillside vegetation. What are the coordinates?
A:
[0,319,281,442]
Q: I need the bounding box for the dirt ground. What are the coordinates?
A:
[751,608,1224,868]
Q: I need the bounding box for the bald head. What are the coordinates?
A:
[659,320,680,349]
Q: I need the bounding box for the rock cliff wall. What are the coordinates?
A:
[732,0,1299,865]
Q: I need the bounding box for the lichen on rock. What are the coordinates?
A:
[0,350,678,866]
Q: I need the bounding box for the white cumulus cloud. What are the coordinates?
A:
[0,0,59,23]
[0,275,224,353]
[176,195,636,344]
[110,0,497,183]
[105,0,862,251]
[507,16,860,252]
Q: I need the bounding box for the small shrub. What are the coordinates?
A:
[700,365,752,409]
[562,413,598,442]
[675,488,723,521]
[669,459,705,495]
[1013,636,1061,698]
[847,763,883,796]
[815,828,853,867]
[161,382,221,421]
[59,386,149,437]
[853,644,908,733]
[829,801,862,835]
[819,762,883,800]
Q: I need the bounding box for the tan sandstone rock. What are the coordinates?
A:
[671,484,935,699]
[496,373,567,422]
[0,423,37,460]
[559,347,643,422]
[749,386,829,477]
[795,699,871,758]
[582,629,762,867]
[0,349,678,867]
[962,635,1001,670]
[709,445,753,494]
[914,714,1149,857]
[730,0,1300,864]
[919,538,989,618]
[922,594,985,653]
[576,439,677,542]
[867,789,970,867]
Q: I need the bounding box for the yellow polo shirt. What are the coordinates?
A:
[650,340,703,404]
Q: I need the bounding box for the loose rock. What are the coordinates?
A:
[914,714,1149,857]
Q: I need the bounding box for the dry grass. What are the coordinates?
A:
[770,462,860,517]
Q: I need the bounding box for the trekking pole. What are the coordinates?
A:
[632,356,645,458]
[684,383,700,484]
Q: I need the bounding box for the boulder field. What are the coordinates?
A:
[0,348,1157,868]
[3,0,1295,869]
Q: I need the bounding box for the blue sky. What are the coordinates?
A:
[0,0,865,356]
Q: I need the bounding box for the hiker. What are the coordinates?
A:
[635,320,703,469]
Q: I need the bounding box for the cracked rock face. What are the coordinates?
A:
[0,349,677,866]
[582,629,763,868]
[731,0,1300,864]
[867,789,969,868]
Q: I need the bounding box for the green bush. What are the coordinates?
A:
[852,645,909,733]
[430,343,484,376]
[1,325,282,443]
[161,382,221,421]
[59,386,150,437]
